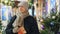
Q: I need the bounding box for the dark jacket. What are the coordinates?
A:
[5,15,17,34]
[24,16,40,34]
[5,15,40,34]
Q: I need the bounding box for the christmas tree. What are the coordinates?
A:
[0,20,2,34]
[40,10,60,34]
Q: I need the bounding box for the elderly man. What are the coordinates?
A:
[13,1,40,34]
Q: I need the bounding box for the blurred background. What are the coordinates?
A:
[0,0,60,34]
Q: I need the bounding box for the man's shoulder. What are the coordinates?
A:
[24,15,34,20]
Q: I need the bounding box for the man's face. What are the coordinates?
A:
[18,6,26,13]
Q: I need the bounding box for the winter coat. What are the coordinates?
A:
[24,16,40,34]
[13,11,40,34]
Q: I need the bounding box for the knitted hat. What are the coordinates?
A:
[18,1,29,10]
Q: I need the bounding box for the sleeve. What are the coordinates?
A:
[24,17,40,34]
[5,22,13,34]
[5,15,17,34]
[29,17,40,34]
[5,28,13,34]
